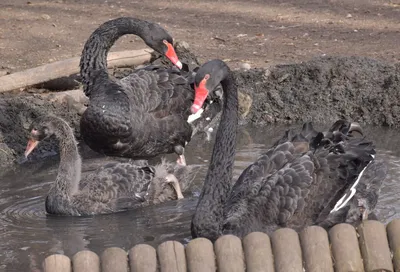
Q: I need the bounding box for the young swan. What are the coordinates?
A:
[24,115,199,216]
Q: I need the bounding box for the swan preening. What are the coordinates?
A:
[190,59,386,242]
[24,115,199,216]
[79,17,221,166]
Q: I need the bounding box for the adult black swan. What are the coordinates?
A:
[190,59,386,242]
[79,17,220,165]
[24,115,199,216]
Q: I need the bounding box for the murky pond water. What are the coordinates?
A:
[1,124,400,271]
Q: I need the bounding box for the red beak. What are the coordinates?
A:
[191,77,209,114]
[25,139,39,158]
[164,41,182,69]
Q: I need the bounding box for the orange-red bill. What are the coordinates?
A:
[25,139,39,158]
[164,41,182,69]
[191,77,209,114]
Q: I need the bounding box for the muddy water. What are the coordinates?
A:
[0,124,399,271]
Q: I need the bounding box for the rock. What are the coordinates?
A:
[238,92,253,118]
[263,69,271,79]
[239,62,251,71]
[176,41,190,50]
[41,14,51,20]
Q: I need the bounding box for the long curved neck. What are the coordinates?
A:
[79,17,151,95]
[52,121,82,198]
[192,70,238,241]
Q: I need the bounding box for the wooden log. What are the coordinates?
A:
[72,250,100,272]
[128,244,157,272]
[271,228,302,272]
[0,49,153,93]
[329,223,364,272]
[100,247,128,272]
[300,226,333,272]
[358,220,393,272]
[157,240,187,272]
[186,238,216,272]
[242,232,274,272]
[214,234,245,272]
[43,254,71,272]
[387,219,400,271]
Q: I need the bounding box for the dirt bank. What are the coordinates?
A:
[236,56,400,126]
[1,46,399,169]
[0,92,82,168]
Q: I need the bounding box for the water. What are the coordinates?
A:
[1,124,400,271]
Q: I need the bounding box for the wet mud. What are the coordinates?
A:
[1,45,399,168]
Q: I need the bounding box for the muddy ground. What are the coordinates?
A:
[0,0,399,168]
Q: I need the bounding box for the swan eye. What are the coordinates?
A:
[204,74,210,80]
[31,128,38,135]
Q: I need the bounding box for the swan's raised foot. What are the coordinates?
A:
[165,174,184,199]
[177,154,187,166]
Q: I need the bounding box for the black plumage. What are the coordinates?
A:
[79,17,221,163]
[25,115,200,216]
[190,59,387,242]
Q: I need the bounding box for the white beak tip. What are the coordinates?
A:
[176,60,183,69]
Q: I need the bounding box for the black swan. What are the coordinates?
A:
[79,17,221,165]
[190,59,386,242]
[24,115,200,216]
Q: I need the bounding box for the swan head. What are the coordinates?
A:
[191,59,229,114]
[24,115,65,157]
[142,24,182,69]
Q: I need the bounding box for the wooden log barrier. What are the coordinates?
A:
[157,240,187,272]
[72,250,100,272]
[0,49,153,93]
[214,234,245,272]
[242,232,274,272]
[358,220,393,272]
[300,226,333,272]
[329,223,364,272]
[129,244,157,272]
[43,254,71,272]
[387,219,400,271]
[101,247,128,272]
[271,228,303,272]
[185,238,216,272]
[41,220,400,272]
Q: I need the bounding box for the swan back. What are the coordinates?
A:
[222,120,379,236]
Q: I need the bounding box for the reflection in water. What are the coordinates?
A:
[0,124,400,271]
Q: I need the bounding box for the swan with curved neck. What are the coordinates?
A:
[25,115,199,216]
[80,17,182,96]
[190,60,238,239]
[190,59,385,242]
[79,17,218,165]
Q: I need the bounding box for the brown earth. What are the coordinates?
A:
[1,0,399,72]
[0,0,399,168]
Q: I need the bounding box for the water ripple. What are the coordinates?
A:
[2,195,47,230]
[1,125,400,271]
